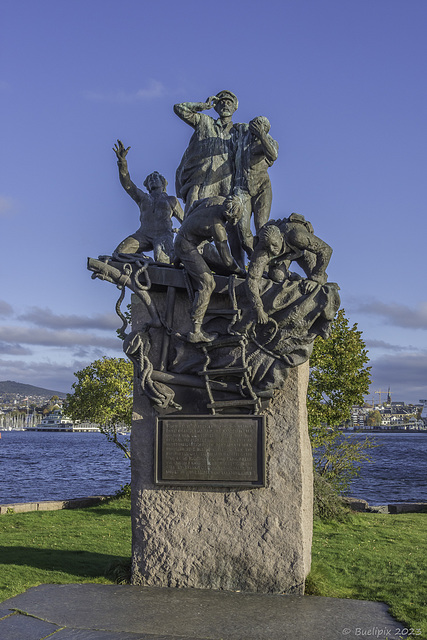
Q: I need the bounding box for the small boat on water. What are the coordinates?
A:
[26,409,74,432]
[25,410,99,432]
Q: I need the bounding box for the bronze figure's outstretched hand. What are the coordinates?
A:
[113,139,131,161]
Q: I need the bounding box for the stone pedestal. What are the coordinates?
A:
[131,357,313,594]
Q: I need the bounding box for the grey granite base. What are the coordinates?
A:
[131,360,313,594]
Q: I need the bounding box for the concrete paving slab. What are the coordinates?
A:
[1,583,405,640]
[0,610,61,640]
[50,628,167,639]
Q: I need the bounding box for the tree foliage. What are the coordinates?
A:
[307,308,371,437]
[307,309,375,494]
[367,409,382,426]
[42,395,61,415]
[313,432,377,494]
[312,470,351,521]
[65,357,133,460]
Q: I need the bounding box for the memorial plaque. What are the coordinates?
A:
[155,415,265,487]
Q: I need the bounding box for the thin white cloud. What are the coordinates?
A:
[0,196,18,217]
[19,307,119,331]
[135,80,166,99]
[85,79,166,103]
[355,300,427,330]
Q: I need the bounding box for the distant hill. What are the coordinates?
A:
[0,381,67,399]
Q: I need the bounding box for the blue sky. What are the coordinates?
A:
[1,0,426,403]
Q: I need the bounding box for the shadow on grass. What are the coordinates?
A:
[75,507,130,517]
[0,546,129,579]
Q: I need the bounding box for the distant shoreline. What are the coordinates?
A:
[345,429,427,434]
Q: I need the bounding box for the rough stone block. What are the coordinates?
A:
[131,361,313,595]
[0,502,38,514]
[342,497,369,512]
[37,500,66,511]
[388,502,427,514]
[368,505,390,514]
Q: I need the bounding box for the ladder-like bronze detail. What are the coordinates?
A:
[198,335,260,415]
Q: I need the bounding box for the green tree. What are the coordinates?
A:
[308,309,371,434]
[65,357,133,459]
[308,309,375,494]
[366,409,382,426]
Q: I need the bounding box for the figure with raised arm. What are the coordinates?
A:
[174,195,245,343]
[113,140,183,263]
[174,90,242,215]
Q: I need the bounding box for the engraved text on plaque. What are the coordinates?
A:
[155,415,265,487]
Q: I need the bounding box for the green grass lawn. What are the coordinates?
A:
[0,498,426,637]
[0,496,131,602]
[307,512,427,638]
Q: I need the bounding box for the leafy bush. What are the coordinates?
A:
[313,432,377,494]
[313,471,351,521]
[104,558,132,585]
[115,483,131,499]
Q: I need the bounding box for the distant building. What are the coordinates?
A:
[351,406,369,429]
[420,399,427,427]
[347,400,427,431]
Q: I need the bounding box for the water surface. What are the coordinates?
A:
[0,431,130,503]
[1,430,426,505]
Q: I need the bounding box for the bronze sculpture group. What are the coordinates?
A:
[88,89,340,413]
